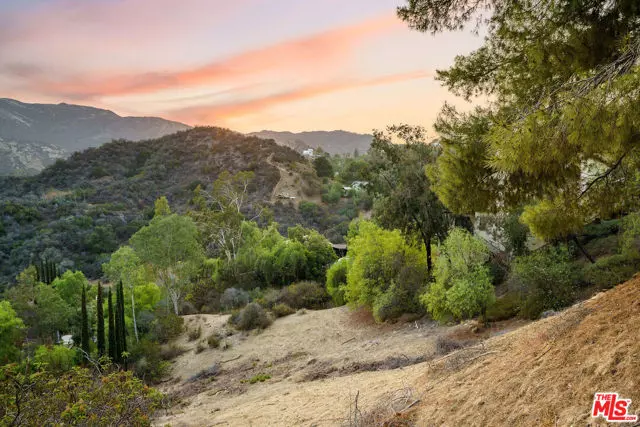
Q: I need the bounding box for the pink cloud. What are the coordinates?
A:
[168,71,433,124]
[2,14,401,101]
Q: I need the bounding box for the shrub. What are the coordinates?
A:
[421,228,495,323]
[129,339,171,384]
[207,333,221,348]
[583,254,640,289]
[220,288,250,311]
[187,326,202,342]
[485,292,522,322]
[434,336,467,356]
[271,303,295,318]
[34,345,77,372]
[510,247,579,319]
[195,342,206,354]
[326,258,349,306]
[278,281,331,310]
[228,303,273,331]
[151,313,184,343]
[344,221,428,322]
[0,364,163,426]
[160,344,188,361]
[247,373,271,384]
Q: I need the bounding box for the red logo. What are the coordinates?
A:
[592,393,638,423]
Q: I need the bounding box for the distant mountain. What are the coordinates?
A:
[0,98,190,175]
[0,138,67,176]
[249,130,372,155]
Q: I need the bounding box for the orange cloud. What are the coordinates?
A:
[168,71,433,124]
[15,14,402,100]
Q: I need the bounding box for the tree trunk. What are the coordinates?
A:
[130,289,139,343]
[572,235,595,264]
[423,233,433,275]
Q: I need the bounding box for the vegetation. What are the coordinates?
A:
[229,303,273,331]
[422,228,495,322]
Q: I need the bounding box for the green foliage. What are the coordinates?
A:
[80,284,90,358]
[343,221,428,321]
[52,270,88,308]
[313,155,334,178]
[34,345,77,373]
[107,289,116,360]
[620,212,640,257]
[326,258,349,306]
[367,125,451,272]
[271,303,295,318]
[6,273,72,341]
[322,182,343,205]
[246,373,271,384]
[220,288,250,310]
[510,247,580,319]
[0,301,25,363]
[96,283,105,357]
[416,0,640,243]
[207,333,221,348]
[229,303,273,331]
[130,211,204,314]
[277,281,331,310]
[421,228,495,322]
[35,259,60,285]
[187,325,202,342]
[485,293,522,322]
[129,339,171,384]
[0,364,163,426]
[151,313,184,344]
[583,254,640,289]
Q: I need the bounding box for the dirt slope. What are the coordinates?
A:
[405,276,640,426]
[155,277,639,426]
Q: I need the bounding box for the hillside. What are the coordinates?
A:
[0,98,190,175]
[0,137,67,175]
[0,127,327,285]
[157,277,640,426]
[249,130,372,155]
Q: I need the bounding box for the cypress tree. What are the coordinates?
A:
[81,284,90,359]
[96,282,105,357]
[117,281,127,361]
[108,288,116,361]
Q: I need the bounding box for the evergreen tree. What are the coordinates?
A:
[107,288,116,361]
[116,281,127,364]
[80,284,90,360]
[114,284,122,363]
[96,282,105,357]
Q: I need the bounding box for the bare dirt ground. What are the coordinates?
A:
[155,276,639,426]
[154,307,523,426]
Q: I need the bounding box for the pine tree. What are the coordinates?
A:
[81,284,90,360]
[108,288,116,361]
[96,282,105,357]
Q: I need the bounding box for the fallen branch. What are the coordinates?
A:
[221,355,241,363]
[341,337,356,345]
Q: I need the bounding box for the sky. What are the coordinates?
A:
[0,0,485,134]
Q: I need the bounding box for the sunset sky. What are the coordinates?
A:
[0,0,485,134]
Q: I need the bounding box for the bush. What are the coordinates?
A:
[129,339,171,384]
[0,364,163,426]
[278,281,331,310]
[271,303,295,318]
[326,258,348,306]
[187,326,202,342]
[220,288,250,311]
[485,293,522,322]
[421,228,495,323]
[160,344,188,360]
[344,222,428,322]
[228,303,273,331]
[583,254,640,289]
[207,333,221,348]
[510,247,579,319]
[151,313,184,343]
[195,342,206,354]
[34,345,77,372]
[434,336,467,356]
